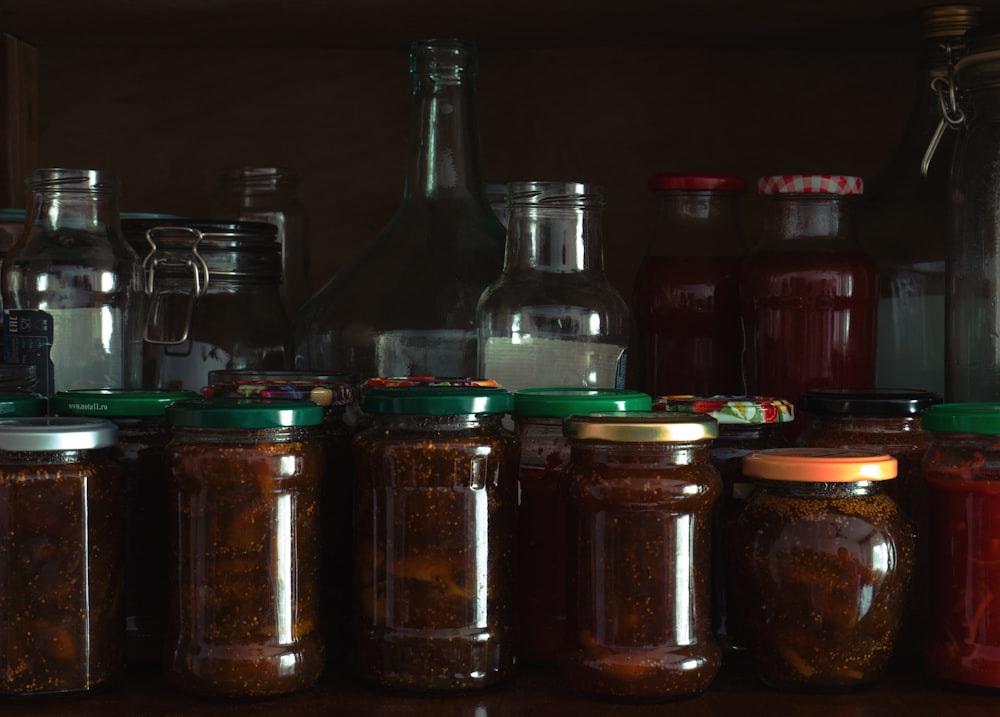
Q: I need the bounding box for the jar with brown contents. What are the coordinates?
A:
[561,412,721,701]
[353,378,518,692]
[0,417,125,696]
[732,448,914,691]
[164,397,326,697]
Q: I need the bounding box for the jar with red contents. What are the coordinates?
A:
[922,403,1000,688]
[632,173,747,396]
[740,175,879,437]
[511,387,651,665]
[655,395,793,661]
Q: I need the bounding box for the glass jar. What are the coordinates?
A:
[732,448,913,691]
[0,417,124,695]
[922,403,1000,688]
[210,167,310,318]
[2,168,144,396]
[0,363,37,392]
[49,387,198,666]
[632,173,748,396]
[295,39,505,379]
[654,395,793,661]
[0,390,45,416]
[477,181,630,391]
[0,208,25,267]
[163,398,326,697]
[511,387,652,664]
[740,175,878,428]
[125,219,292,391]
[353,379,518,691]
[561,412,721,700]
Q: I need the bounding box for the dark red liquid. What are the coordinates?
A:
[632,255,744,396]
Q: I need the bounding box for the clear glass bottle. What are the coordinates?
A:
[477,181,629,391]
[2,168,144,396]
[861,5,981,397]
[633,173,747,396]
[211,167,310,318]
[295,39,505,379]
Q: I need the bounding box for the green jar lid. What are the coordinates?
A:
[166,397,324,429]
[0,417,118,451]
[0,392,47,417]
[52,388,199,417]
[921,402,1000,435]
[362,385,514,416]
[513,388,651,418]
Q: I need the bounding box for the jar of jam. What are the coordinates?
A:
[163,397,326,697]
[655,395,793,661]
[49,388,198,665]
[922,403,1000,688]
[511,387,652,664]
[353,378,519,692]
[561,412,721,700]
[732,448,913,691]
[0,417,124,696]
[0,390,46,417]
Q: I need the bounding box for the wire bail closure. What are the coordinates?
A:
[922,41,967,178]
[142,226,210,346]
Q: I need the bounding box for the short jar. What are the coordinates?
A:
[561,412,721,701]
[732,448,914,691]
[163,397,326,697]
[511,387,652,664]
[0,417,124,696]
[352,379,519,692]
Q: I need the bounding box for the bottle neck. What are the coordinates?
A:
[649,190,745,256]
[27,169,122,238]
[220,168,296,197]
[760,194,858,246]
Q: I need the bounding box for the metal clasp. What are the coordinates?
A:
[921,41,967,177]
[142,226,210,345]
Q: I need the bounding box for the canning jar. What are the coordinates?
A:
[511,387,652,664]
[50,388,198,665]
[0,390,46,417]
[922,403,1000,688]
[655,395,793,661]
[353,379,518,691]
[163,398,326,697]
[0,417,124,695]
[732,448,913,691]
[561,412,721,700]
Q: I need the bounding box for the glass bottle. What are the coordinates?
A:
[211,167,310,318]
[294,39,505,379]
[861,5,981,397]
[2,168,144,396]
[632,173,747,396]
[477,181,630,391]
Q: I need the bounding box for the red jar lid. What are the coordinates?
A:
[757,175,864,195]
[647,173,747,193]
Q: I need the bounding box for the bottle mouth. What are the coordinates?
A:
[410,38,478,79]
[28,168,119,193]
[506,181,605,209]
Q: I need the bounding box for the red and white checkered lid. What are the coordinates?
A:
[757,175,864,195]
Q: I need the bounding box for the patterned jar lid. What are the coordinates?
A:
[654,395,794,424]
[757,175,863,195]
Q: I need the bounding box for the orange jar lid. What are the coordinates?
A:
[742,447,897,483]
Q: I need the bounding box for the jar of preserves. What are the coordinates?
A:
[49,388,198,665]
[632,173,748,396]
[0,390,46,417]
[124,219,292,391]
[561,412,721,700]
[353,378,518,691]
[511,387,652,664]
[655,395,793,661]
[163,397,326,697]
[732,448,913,691]
[922,403,1000,688]
[0,417,124,695]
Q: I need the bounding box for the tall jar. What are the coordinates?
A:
[922,403,1000,688]
[295,39,505,379]
[163,398,327,697]
[125,219,292,391]
[561,412,721,701]
[2,168,144,396]
[477,181,630,391]
[740,175,878,426]
[353,379,518,691]
[732,448,913,691]
[211,167,310,318]
[0,417,125,696]
[632,173,747,396]
[511,387,652,665]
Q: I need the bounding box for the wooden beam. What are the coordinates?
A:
[0,34,37,208]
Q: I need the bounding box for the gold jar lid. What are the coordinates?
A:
[922,4,982,39]
[563,411,717,443]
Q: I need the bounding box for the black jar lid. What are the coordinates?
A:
[797,388,942,417]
